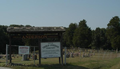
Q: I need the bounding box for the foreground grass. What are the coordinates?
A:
[0,53,120,69]
[3,57,119,69]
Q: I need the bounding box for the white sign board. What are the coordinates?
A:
[19,46,29,54]
[41,42,61,58]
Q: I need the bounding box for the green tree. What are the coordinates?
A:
[0,25,9,53]
[10,24,24,27]
[63,23,77,47]
[25,25,32,27]
[111,35,120,51]
[106,16,120,52]
[90,28,108,49]
[73,19,92,48]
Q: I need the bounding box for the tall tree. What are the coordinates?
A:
[106,16,120,52]
[73,19,92,48]
[10,24,24,27]
[0,25,9,53]
[90,28,108,49]
[63,23,77,47]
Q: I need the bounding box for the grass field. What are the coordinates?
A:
[0,52,120,69]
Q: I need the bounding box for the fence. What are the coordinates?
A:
[64,47,120,64]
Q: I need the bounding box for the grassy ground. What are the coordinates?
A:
[0,52,120,69]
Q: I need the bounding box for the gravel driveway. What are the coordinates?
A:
[0,67,12,69]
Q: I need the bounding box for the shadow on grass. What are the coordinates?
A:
[22,63,89,69]
[42,64,88,69]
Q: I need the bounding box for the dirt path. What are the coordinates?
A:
[0,67,12,69]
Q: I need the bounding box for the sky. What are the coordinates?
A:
[0,0,120,29]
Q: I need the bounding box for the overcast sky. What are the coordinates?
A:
[0,0,120,29]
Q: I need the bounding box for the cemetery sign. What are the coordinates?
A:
[7,27,65,65]
[41,42,61,58]
[19,46,30,54]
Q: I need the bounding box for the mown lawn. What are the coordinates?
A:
[0,53,120,69]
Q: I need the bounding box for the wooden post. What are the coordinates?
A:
[59,57,61,64]
[39,39,41,65]
[58,33,61,64]
[64,47,67,65]
[59,33,63,65]
[9,34,12,64]
[6,44,8,65]
[60,33,63,65]
[34,46,35,65]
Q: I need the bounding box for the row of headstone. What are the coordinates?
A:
[22,54,37,61]
[66,51,95,58]
[6,54,37,61]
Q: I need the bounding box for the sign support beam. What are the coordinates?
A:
[6,44,8,65]
[60,33,63,65]
[9,34,12,64]
[39,39,41,65]
[34,46,35,65]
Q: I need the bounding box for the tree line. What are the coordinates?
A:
[0,16,120,53]
[64,16,120,52]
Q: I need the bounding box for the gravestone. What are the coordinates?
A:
[32,55,37,60]
[22,54,29,61]
[8,55,12,60]
[66,52,70,58]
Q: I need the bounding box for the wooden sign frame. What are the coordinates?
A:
[7,27,65,65]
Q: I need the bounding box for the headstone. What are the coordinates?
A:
[22,54,29,61]
[66,53,70,58]
[8,55,12,60]
[32,55,37,60]
[71,52,74,58]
